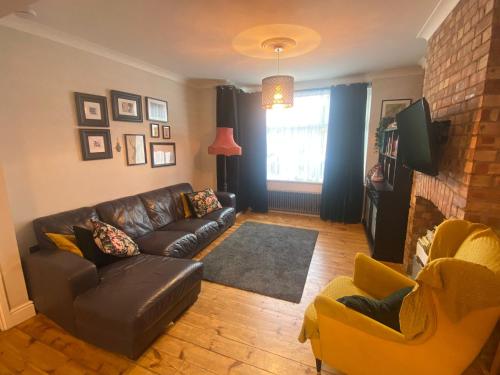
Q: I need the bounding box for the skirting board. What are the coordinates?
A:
[0,301,35,331]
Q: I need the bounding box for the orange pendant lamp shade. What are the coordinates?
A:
[208,127,242,156]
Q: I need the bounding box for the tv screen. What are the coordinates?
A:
[396,98,438,176]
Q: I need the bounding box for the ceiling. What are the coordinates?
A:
[3,0,439,85]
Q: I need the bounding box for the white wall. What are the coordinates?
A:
[0,26,212,257]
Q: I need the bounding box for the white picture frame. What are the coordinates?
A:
[146,97,168,122]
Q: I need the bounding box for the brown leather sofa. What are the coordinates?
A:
[24,183,235,358]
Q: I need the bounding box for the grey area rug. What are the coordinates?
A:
[201,221,319,303]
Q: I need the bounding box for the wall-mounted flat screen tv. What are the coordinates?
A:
[396,98,439,176]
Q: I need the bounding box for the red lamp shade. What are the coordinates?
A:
[208,127,242,156]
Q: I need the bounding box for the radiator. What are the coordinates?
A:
[268,190,321,215]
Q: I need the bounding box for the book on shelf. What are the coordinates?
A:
[391,136,398,157]
[386,122,397,130]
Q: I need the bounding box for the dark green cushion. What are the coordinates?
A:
[337,286,413,331]
[74,226,118,268]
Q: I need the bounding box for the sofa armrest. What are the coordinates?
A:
[353,253,415,299]
[315,294,406,343]
[215,191,236,209]
[24,249,99,333]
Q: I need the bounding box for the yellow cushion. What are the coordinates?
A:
[180,192,192,218]
[454,227,500,272]
[46,233,83,257]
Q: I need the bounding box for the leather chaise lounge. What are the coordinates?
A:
[24,183,235,358]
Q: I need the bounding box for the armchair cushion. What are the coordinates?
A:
[337,286,413,331]
[353,253,415,299]
[299,276,371,342]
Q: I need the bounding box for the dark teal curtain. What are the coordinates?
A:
[216,86,268,213]
[320,83,368,223]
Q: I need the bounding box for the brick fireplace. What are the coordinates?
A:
[404,0,500,268]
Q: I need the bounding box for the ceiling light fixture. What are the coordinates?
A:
[261,37,296,109]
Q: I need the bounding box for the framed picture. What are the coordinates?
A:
[380,99,412,121]
[146,97,168,122]
[150,123,160,138]
[124,134,147,166]
[111,90,143,122]
[150,142,176,168]
[79,129,113,160]
[162,125,171,139]
[74,92,109,127]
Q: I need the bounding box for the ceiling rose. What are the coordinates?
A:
[232,24,321,59]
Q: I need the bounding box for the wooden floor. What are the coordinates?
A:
[0,212,370,375]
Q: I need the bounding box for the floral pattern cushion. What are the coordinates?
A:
[91,220,140,257]
[186,188,222,218]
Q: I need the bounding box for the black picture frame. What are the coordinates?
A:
[124,134,147,166]
[150,142,176,168]
[79,129,113,161]
[162,125,171,139]
[146,96,168,122]
[111,90,143,122]
[380,99,412,121]
[150,123,160,138]
[74,92,109,127]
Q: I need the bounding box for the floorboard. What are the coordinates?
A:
[1,211,370,374]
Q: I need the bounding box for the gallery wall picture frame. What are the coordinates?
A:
[146,97,168,122]
[111,90,143,122]
[150,142,176,168]
[380,99,412,121]
[162,125,171,139]
[124,134,147,166]
[79,129,113,161]
[74,92,109,127]
[150,123,160,138]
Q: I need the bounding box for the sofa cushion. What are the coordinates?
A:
[203,207,236,231]
[74,255,202,353]
[135,230,197,258]
[186,188,222,218]
[96,196,153,239]
[92,220,140,257]
[33,207,99,251]
[162,219,219,249]
[74,226,120,268]
[139,187,177,229]
[46,233,82,256]
[168,183,194,220]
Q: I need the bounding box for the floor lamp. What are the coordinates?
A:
[208,127,242,192]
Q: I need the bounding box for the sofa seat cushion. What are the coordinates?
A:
[162,219,219,248]
[202,207,236,231]
[135,230,197,258]
[74,254,202,343]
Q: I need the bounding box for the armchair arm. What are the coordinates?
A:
[353,253,415,299]
[24,249,98,333]
[315,294,407,343]
[215,191,236,209]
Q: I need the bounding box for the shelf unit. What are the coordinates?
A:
[362,124,413,263]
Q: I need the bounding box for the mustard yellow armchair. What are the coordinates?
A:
[299,220,500,375]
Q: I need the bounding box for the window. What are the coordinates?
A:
[266,89,330,183]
